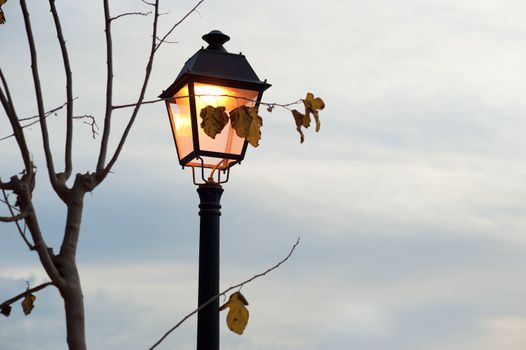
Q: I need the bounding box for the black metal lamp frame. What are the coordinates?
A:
[163,76,267,171]
[160,30,270,172]
[191,156,231,185]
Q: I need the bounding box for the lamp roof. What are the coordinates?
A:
[159,30,271,98]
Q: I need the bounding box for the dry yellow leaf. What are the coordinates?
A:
[200,105,229,139]
[0,0,6,25]
[21,293,35,316]
[292,109,306,143]
[230,106,253,138]
[291,93,325,143]
[219,291,249,335]
[230,106,263,147]
[303,92,325,132]
[246,114,263,147]
[1,304,11,317]
[0,12,4,26]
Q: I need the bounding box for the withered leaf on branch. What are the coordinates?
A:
[230,106,263,147]
[21,293,36,316]
[0,0,6,25]
[292,109,307,143]
[230,106,253,137]
[247,114,263,148]
[291,93,325,143]
[303,92,325,132]
[1,304,12,317]
[200,105,229,139]
[219,291,250,335]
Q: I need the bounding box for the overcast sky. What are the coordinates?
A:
[2,0,526,349]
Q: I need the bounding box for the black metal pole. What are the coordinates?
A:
[196,182,223,350]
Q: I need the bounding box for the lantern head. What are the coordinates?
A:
[159,30,271,174]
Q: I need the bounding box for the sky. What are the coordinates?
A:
[2,0,526,349]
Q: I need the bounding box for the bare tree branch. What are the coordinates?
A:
[1,188,34,250]
[6,176,65,288]
[0,211,27,222]
[49,0,74,181]
[0,282,54,312]
[73,115,99,139]
[0,100,75,141]
[96,2,150,171]
[0,178,15,191]
[0,70,34,179]
[155,35,178,44]
[141,0,155,6]
[113,97,163,109]
[20,0,68,201]
[110,11,151,22]
[148,238,301,350]
[96,0,115,172]
[0,111,96,142]
[19,100,73,122]
[96,0,208,181]
[0,190,18,210]
[97,0,160,181]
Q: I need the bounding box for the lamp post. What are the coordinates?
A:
[159,30,270,350]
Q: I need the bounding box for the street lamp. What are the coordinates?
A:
[159,30,270,350]
[160,30,270,183]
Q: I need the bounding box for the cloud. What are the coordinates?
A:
[481,316,526,349]
[3,0,526,349]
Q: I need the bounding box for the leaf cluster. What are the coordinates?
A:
[291,93,325,143]
[1,291,36,317]
[200,105,263,147]
[199,92,325,147]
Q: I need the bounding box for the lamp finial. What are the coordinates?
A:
[202,30,230,52]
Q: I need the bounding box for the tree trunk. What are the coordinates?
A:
[57,183,88,350]
[61,271,87,350]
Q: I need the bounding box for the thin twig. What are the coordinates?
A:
[19,99,72,122]
[155,35,177,44]
[113,95,302,111]
[0,193,17,211]
[1,189,34,250]
[73,115,99,139]
[113,98,162,109]
[110,11,151,22]
[0,99,79,141]
[0,282,54,311]
[148,238,300,350]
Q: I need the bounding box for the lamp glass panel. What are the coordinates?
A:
[167,84,193,161]
[193,83,259,168]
